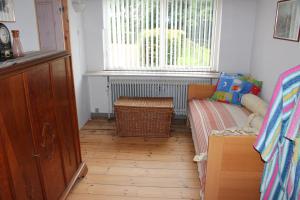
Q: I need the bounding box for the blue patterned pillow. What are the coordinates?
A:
[211,73,244,105]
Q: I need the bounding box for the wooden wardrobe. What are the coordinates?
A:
[0,51,87,200]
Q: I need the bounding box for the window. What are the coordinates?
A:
[103,0,219,71]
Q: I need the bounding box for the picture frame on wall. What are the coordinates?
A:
[274,0,300,42]
[0,0,15,22]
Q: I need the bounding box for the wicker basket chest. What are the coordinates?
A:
[114,97,173,137]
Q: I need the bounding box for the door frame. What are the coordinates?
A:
[61,0,71,52]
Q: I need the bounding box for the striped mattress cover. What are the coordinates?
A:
[188,99,250,189]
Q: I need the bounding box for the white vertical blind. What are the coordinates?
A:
[104,0,217,71]
[155,0,159,68]
[145,0,149,68]
[141,0,145,68]
[169,0,174,66]
[178,0,183,68]
[174,0,178,66]
[183,0,188,67]
[150,0,154,67]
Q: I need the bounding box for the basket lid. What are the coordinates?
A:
[114,97,173,108]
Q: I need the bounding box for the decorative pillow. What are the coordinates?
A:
[211,73,244,105]
[239,76,263,96]
[211,73,263,105]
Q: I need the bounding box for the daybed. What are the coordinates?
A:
[187,84,264,200]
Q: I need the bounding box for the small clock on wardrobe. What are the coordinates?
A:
[0,23,13,61]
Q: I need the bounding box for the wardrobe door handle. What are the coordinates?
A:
[41,123,51,148]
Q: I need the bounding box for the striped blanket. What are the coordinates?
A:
[254,65,300,199]
[188,99,250,188]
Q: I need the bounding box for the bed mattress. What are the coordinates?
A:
[188,99,250,188]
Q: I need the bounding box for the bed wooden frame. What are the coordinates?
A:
[187,84,264,200]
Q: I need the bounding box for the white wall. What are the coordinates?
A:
[250,0,300,101]
[82,0,103,71]
[84,0,258,113]
[82,0,106,113]
[68,0,91,127]
[218,0,257,74]
[88,76,109,113]
[5,0,40,52]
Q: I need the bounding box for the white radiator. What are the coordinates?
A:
[109,78,211,116]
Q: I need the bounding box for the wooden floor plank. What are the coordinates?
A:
[71,184,200,199]
[80,143,195,155]
[80,129,193,138]
[85,159,198,170]
[87,166,198,179]
[82,150,195,162]
[82,174,200,188]
[80,134,194,145]
[68,118,200,200]
[67,193,197,200]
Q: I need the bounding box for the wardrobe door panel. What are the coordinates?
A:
[24,64,66,200]
[0,75,44,200]
[0,129,13,200]
[51,58,78,182]
[65,58,82,165]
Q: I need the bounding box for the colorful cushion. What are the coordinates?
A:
[211,73,244,105]
[211,73,263,105]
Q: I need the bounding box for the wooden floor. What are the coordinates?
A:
[67,118,200,200]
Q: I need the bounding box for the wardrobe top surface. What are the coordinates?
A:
[0,51,69,76]
[0,51,65,68]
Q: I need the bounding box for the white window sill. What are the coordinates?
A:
[84,70,220,79]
